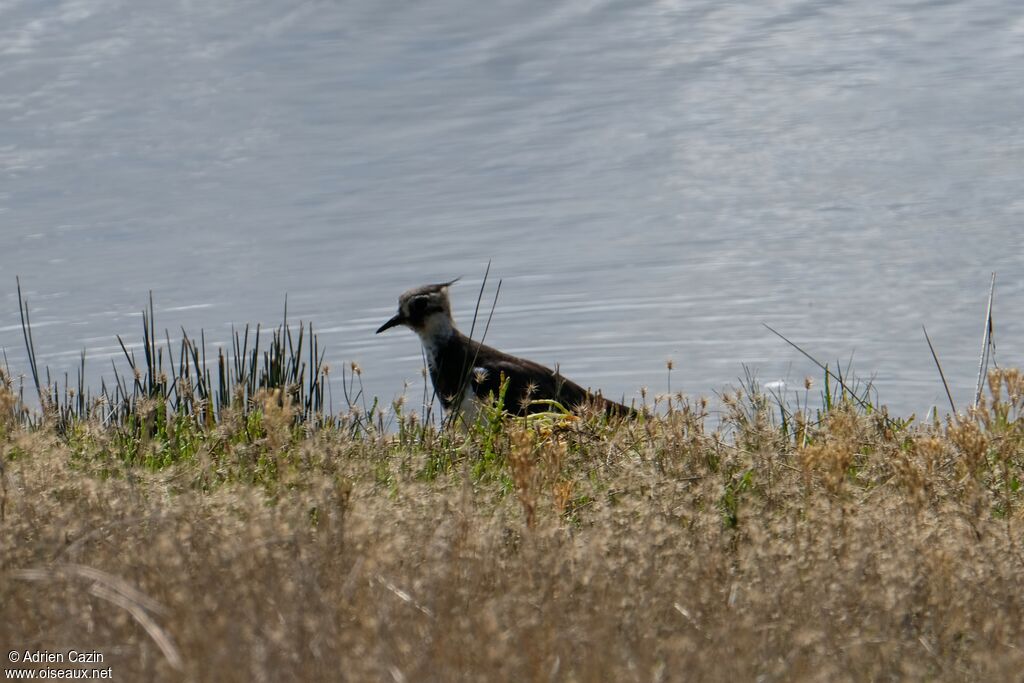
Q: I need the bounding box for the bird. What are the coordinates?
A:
[376,279,636,420]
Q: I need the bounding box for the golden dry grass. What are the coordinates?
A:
[3,372,1024,682]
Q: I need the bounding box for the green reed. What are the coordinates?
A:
[16,284,329,436]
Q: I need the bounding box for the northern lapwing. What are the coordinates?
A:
[376,280,636,419]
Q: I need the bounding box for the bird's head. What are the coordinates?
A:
[376,279,458,338]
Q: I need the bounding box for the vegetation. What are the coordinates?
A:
[2,293,1023,681]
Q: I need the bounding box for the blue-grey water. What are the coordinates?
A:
[2,0,1023,419]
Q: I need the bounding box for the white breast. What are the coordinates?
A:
[454,390,481,425]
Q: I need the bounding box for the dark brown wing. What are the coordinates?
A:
[467,340,636,417]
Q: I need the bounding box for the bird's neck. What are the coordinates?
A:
[415,313,459,365]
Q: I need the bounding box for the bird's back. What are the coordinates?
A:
[429,331,634,417]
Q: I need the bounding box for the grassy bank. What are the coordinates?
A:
[2,362,1024,682]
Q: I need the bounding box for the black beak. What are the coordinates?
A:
[376,313,405,334]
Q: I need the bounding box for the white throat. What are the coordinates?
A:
[414,313,456,364]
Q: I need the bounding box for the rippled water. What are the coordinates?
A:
[2,0,1023,417]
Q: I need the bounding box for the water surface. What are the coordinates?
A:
[2,0,1023,417]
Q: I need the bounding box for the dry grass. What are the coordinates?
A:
[3,371,1024,682]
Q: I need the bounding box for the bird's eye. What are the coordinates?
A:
[408,296,428,317]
